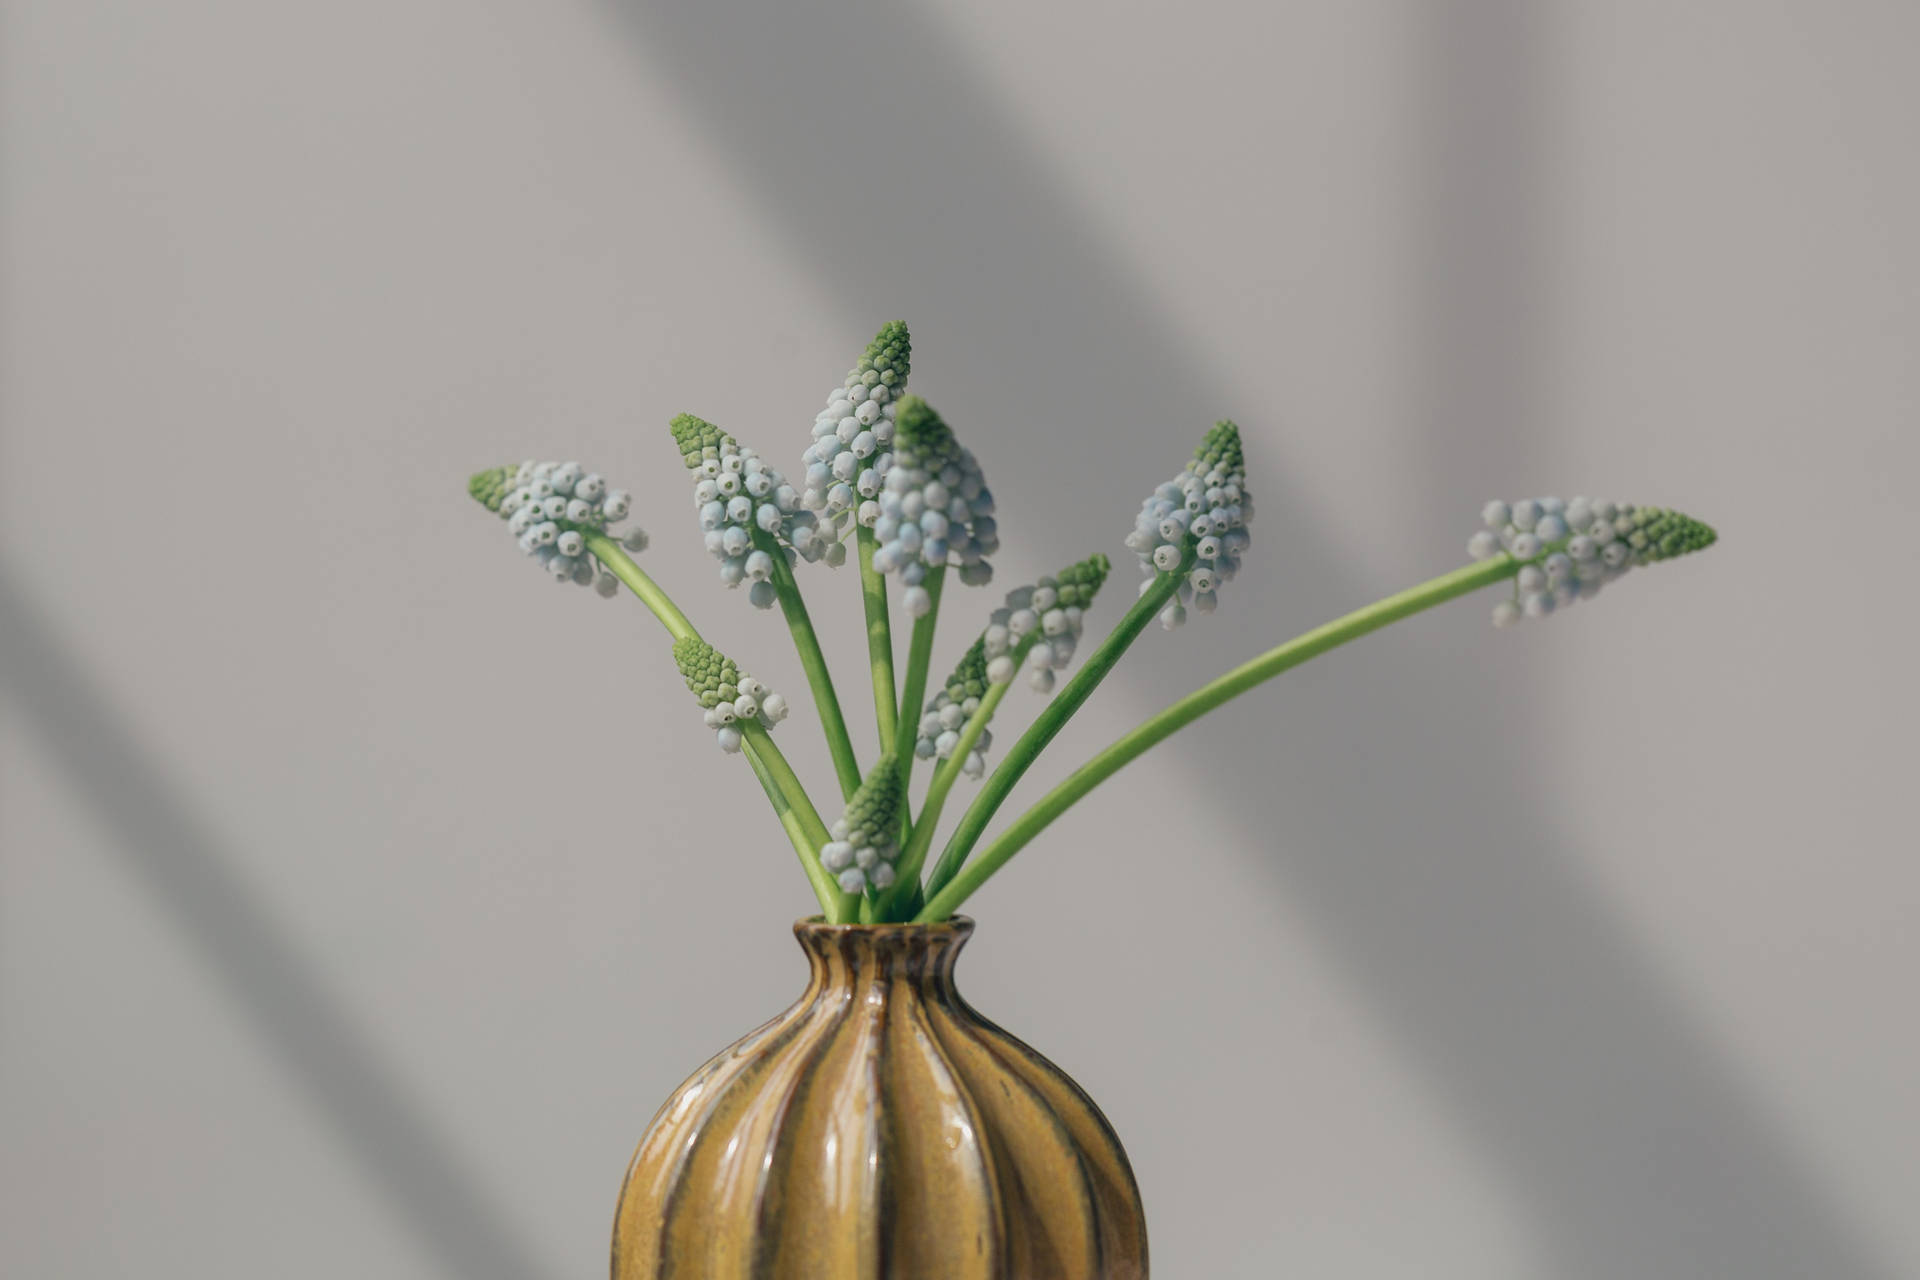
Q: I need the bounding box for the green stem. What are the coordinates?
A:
[741,721,856,922]
[920,569,1185,904]
[742,737,840,918]
[915,555,1520,921]
[856,526,900,758]
[874,675,1014,921]
[580,532,837,906]
[582,533,697,642]
[752,526,862,801]
[894,564,947,811]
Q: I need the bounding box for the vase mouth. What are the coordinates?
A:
[793,914,973,937]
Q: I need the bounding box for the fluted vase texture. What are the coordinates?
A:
[612,917,1148,1278]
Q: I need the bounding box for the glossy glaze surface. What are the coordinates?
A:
[612,917,1147,1278]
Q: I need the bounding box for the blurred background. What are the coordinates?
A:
[4,1,1915,1276]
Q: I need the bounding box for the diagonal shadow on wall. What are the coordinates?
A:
[0,569,560,1280]
[604,1,1889,1275]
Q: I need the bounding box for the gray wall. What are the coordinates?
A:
[4,2,1915,1276]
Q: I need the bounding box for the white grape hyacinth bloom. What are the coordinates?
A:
[671,635,791,754]
[468,460,648,597]
[914,554,1111,776]
[671,413,820,609]
[1124,420,1253,629]
[871,394,999,615]
[798,321,911,566]
[1470,496,1718,627]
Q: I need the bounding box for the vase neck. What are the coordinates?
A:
[792,918,973,996]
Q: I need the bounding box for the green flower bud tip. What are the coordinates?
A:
[1052,552,1111,609]
[1470,497,1716,627]
[671,635,788,747]
[889,394,954,456]
[670,412,736,471]
[672,635,741,707]
[1192,419,1245,478]
[945,636,992,705]
[468,465,516,512]
[859,320,911,386]
[820,753,903,893]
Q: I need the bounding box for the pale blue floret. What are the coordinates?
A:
[478,460,647,598]
[675,636,791,757]
[799,326,912,554]
[1125,422,1253,629]
[1469,495,1718,627]
[672,414,812,609]
[912,560,1107,773]
[869,397,999,595]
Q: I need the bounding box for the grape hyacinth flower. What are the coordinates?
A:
[914,554,1111,774]
[468,460,648,597]
[671,635,790,753]
[799,322,912,563]
[819,754,904,895]
[1469,497,1718,627]
[671,413,819,609]
[1124,420,1253,629]
[871,395,999,614]
[916,638,993,776]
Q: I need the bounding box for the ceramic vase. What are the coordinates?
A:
[612,916,1147,1278]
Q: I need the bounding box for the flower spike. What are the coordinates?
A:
[671,635,790,752]
[915,553,1111,775]
[671,413,819,607]
[871,395,998,613]
[468,460,647,596]
[1469,497,1717,626]
[820,754,904,894]
[799,322,912,563]
[1124,420,1253,628]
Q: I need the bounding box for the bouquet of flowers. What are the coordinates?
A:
[466,322,1716,925]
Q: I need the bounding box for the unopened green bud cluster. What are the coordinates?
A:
[820,755,903,894]
[469,460,647,596]
[1469,497,1718,626]
[1125,421,1254,629]
[671,635,790,752]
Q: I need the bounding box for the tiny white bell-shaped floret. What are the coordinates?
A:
[1475,496,1717,629]
[469,459,644,597]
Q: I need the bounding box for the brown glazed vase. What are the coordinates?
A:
[611,917,1148,1278]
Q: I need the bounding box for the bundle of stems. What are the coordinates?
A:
[467,326,1716,926]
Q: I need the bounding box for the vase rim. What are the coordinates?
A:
[793,914,973,936]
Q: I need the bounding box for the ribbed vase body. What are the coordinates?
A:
[612,918,1147,1278]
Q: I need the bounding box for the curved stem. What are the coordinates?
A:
[742,736,839,918]
[920,569,1184,903]
[582,533,697,641]
[580,532,845,913]
[752,526,862,801]
[856,526,899,757]
[915,555,1519,920]
[893,564,947,816]
[742,721,855,922]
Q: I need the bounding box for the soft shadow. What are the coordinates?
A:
[604,1,1888,1275]
[0,569,559,1280]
